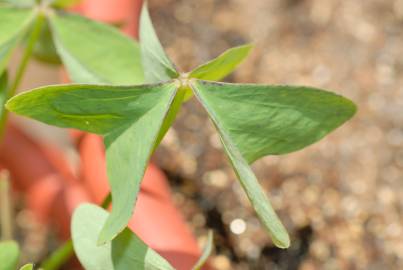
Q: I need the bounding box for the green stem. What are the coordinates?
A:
[0,13,45,138]
[40,240,73,270]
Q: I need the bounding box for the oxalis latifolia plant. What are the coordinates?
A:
[1,1,356,270]
[1,0,212,269]
[1,0,211,268]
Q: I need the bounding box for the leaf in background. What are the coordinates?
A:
[192,80,356,248]
[192,81,357,163]
[33,20,61,65]
[192,231,214,270]
[0,7,34,74]
[49,13,144,85]
[0,240,20,270]
[0,0,34,7]
[99,82,177,244]
[189,44,253,81]
[72,203,175,270]
[140,2,178,83]
[19,264,34,270]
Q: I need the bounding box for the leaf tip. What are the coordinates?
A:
[243,43,255,51]
[96,231,109,246]
[96,218,123,247]
[5,96,16,112]
[272,233,291,249]
[349,100,358,117]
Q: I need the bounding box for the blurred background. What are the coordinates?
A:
[9,0,403,269]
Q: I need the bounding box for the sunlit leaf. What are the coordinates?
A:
[183,44,253,101]
[7,83,174,134]
[99,82,177,244]
[72,203,175,270]
[190,44,253,81]
[6,82,178,245]
[140,2,178,83]
[49,12,144,84]
[0,240,20,270]
[192,81,357,163]
[0,7,34,74]
[139,3,183,150]
[192,80,356,247]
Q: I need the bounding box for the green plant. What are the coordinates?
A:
[0,0,356,268]
[1,1,213,269]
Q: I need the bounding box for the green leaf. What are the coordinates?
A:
[0,240,20,270]
[111,225,175,270]
[33,19,61,64]
[51,0,81,8]
[99,82,177,244]
[72,203,175,270]
[19,264,34,270]
[0,0,34,7]
[192,81,357,163]
[192,231,214,270]
[7,82,177,242]
[192,80,356,248]
[7,83,175,134]
[8,81,178,244]
[0,7,34,74]
[6,82,178,245]
[140,2,178,83]
[189,44,253,81]
[49,12,144,85]
[139,2,183,150]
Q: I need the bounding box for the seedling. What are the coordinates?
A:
[1,0,356,268]
[6,1,356,248]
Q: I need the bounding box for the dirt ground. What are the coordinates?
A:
[147,0,403,269]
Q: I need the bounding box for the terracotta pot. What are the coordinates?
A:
[0,124,84,232]
[1,124,205,268]
[71,0,142,38]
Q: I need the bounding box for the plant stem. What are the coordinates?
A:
[0,171,13,240]
[40,240,73,270]
[0,13,45,138]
